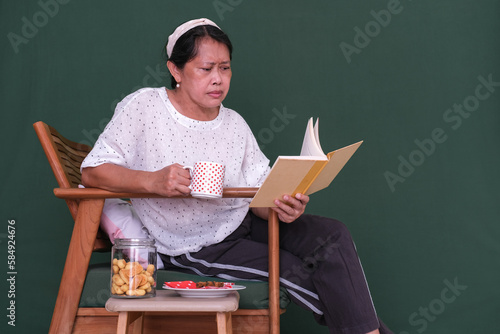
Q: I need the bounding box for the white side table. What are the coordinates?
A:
[105,290,240,334]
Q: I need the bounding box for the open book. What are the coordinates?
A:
[249,118,363,208]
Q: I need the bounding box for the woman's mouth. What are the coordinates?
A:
[207,90,223,98]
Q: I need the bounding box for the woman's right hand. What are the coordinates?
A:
[147,163,192,197]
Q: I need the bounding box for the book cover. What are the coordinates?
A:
[249,118,363,208]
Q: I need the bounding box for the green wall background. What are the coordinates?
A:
[1,0,499,333]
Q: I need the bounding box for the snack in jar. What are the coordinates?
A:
[110,238,157,298]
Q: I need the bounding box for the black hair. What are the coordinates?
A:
[166,25,233,89]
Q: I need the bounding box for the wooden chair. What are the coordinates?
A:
[33,121,282,334]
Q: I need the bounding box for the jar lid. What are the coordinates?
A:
[114,238,156,246]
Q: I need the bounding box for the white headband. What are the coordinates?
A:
[166,18,221,58]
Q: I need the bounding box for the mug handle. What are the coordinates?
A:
[183,166,193,190]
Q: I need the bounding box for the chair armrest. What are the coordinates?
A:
[53,187,259,199]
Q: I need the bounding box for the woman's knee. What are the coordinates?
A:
[302,214,352,240]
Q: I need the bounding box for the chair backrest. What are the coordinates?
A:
[34,121,91,217]
[33,121,111,251]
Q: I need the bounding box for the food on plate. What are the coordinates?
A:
[164,281,235,289]
[196,281,225,288]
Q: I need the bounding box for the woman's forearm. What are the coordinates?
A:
[81,164,152,193]
[81,163,192,197]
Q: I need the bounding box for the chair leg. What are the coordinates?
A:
[216,312,232,334]
[268,210,280,334]
[48,199,105,334]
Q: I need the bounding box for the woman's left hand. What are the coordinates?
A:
[272,193,309,223]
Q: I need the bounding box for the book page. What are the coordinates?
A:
[300,118,325,157]
[314,118,323,154]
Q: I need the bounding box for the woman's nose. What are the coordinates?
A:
[212,69,222,85]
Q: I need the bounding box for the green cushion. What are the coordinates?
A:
[80,263,290,309]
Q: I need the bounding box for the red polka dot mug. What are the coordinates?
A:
[183,162,226,199]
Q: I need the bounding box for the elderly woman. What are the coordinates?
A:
[81,18,392,334]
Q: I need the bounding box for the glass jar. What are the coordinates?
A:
[110,238,157,298]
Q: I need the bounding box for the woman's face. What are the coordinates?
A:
[174,37,232,114]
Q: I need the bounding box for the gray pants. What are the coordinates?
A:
[160,212,392,334]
